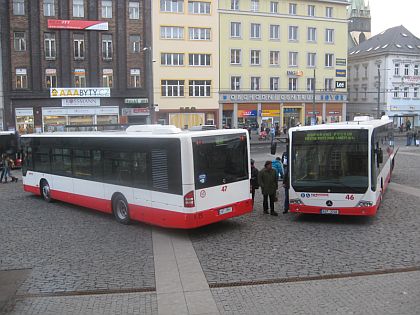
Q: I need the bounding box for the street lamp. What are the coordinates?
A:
[376,60,382,119]
[312,69,316,125]
[143,46,154,124]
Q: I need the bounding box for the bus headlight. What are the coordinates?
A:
[290,198,303,205]
[356,200,373,207]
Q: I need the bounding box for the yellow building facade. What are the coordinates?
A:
[218,0,349,129]
[152,0,219,128]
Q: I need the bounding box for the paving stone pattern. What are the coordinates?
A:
[392,146,420,189]
[0,186,155,295]
[211,271,420,315]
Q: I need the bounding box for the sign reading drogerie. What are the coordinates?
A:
[48,19,109,30]
[50,88,111,98]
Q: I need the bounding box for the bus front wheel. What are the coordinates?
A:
[112,194,131,225]
[40,180,52,203]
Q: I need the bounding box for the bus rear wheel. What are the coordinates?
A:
[40,180,52,203]
[112,194,131,224]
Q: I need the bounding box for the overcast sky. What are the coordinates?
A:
[369,0,420,37]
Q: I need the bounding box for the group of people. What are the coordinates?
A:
[0,154,18,183]
[250,153,289,216]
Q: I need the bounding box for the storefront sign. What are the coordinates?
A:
[45,68,56,75]
[220,93,347,103]
[122,108,150,116]
[50,88,110,98]
[43,106,118,116]
[15,108,34,116]
[287,70,304,77]
[336,58,347,66]
[238,110,257,117]
[262,110,281,117]
[402,76,420,84]
[62,98,100,106]
[48,19,108,30]
[124,98,149,104]
[336,69,347,77]
[336,81,346,89]
[16,69,27,75]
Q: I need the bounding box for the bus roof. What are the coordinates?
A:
[20,127,248,139]
[289,118,392,133]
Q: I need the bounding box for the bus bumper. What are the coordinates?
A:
[290,204,378,216]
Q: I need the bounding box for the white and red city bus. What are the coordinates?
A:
[288,116,395,216]
[20,125,252,228]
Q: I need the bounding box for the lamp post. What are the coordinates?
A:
[376,60,382,119]
[312,68,316,125]
[143,47,154,124]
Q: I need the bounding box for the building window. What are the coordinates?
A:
[160,0,184,13]
[288,78,297,91]
[250,77,261,91]
[362,87,367,100]
[161,80,185,96]
[307,53,316,67]
[270,1,278,13]
[393,87,399,98]
[160,26,184,39]
[325,78,333,91]
[325,53,334,67]
[289,51,298,67]
[188,1,210,14]
[250,50,261,65]
[189,27,211,40]
[230,49,241,64]
[251,0,259,12]
[14,32,26,51]
[354,65,359,79]
[288,26,298,41]
[289,3,296,15]
[354,87,359,100]
[230,22,241,38]
[16,68,27,89]
[189,80,211,97]
[73,34,84,59]
[270,25,280,40]
[394,63,400,76]
[308,5,315,16]
[74,69,86,87]
[44,33,56,59]
[130,69,141,88]
[231,76,241,90]
[45,69,57,88]
[101,1,112,18]
[231,0,239,10]
[404,64,410,76]
[43,0,55,16]
[404,87,409,98]
[129,35,141,52]
[129,2,140,19]
[414,87,419,98]
[102,69,113,87]
[188,53,211,66]
[72,0,84,17]
[307,78,314,91]
[326,6,333,18]
[363,65,368,78]
[102,35,113,60]
[414,65,419,76]
[325,29,334,43]
[161,53,184,66]
[270,51,280,66]
[13,0,25,15]
[307,27,316,42]
[270,77,279,91]
[250,23,261,39]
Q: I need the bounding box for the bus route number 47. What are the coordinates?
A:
[221,185,228,192]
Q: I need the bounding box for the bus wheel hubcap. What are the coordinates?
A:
[117,201,127,219]
[43,185,50,198]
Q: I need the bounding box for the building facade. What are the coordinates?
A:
[348,26,420,128]
[0,0,151,133]
[218,0,349,129]
[348,0,371,49]
[151,0,219,128]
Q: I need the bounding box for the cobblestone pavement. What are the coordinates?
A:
[0,183,155,296]
[211,271,420,315]
[392,145,420,189]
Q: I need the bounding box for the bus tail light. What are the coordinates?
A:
[184,191,195,208]
[290,198,303,205]
[356,200,373,207]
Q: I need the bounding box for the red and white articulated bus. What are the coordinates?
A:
[288,116,395,216]
[21,125,253,228]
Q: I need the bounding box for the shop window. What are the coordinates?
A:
[16,114,34,134]
[129,1,140,19]
[43,115,66,132]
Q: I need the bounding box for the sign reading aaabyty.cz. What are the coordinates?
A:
[50,88,110,98]
[48,19,108,30]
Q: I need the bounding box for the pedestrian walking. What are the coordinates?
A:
[406,120,411,131]
[258,161,278,216]
[1,155,18,183]
[0,154,7,183]
[270,126,275,144]
[406,130,413,146]
[282,166,290,214]
[250,159,259,205]
[272,157,284,181]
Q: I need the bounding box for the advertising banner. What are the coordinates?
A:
[48,19,108,30]
[50,88,110,98]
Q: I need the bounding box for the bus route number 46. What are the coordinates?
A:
[345,194,355,200]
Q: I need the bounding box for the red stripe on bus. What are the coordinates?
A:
[24,184,253,228]
[290,204,378,216]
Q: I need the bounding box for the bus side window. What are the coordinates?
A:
[132,152,148,189]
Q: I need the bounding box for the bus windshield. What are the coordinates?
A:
[291,129,369,193]
[193,133,248,189]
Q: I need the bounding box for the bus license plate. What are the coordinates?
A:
[320,209,339,215]
[219,207,233,215]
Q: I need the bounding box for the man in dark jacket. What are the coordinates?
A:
[258,161,278,216]
[250,159,259,205]
[283,166,290,214]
